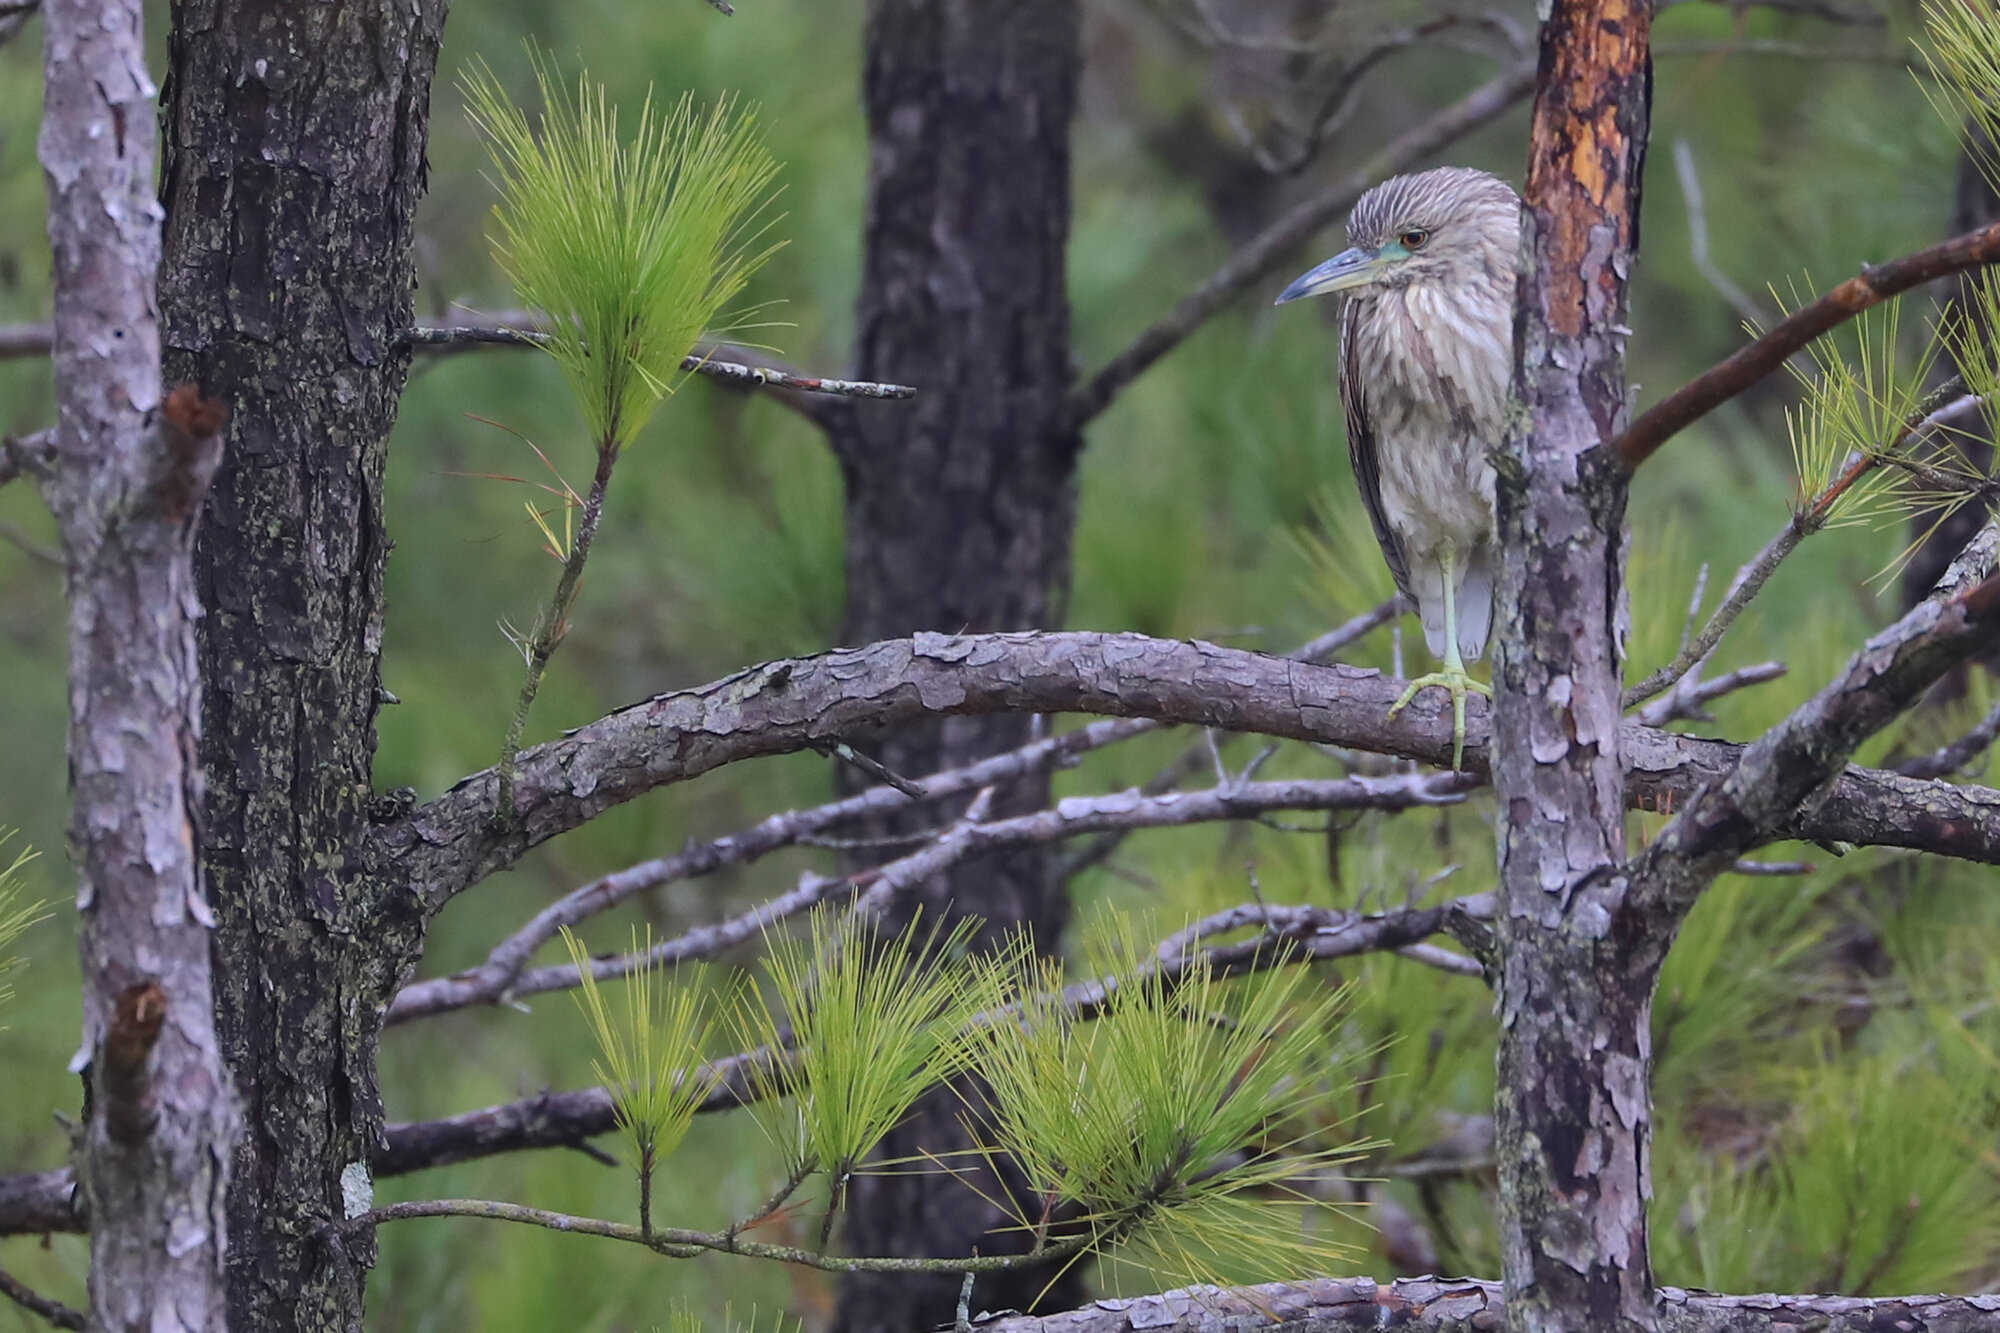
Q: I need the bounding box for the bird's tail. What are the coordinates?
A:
[1453,546,1495,662]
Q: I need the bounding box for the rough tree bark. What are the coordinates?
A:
[822,2,1085,1328]
[1488,0,1654,1329]
[158,4,448,1329]
[40,0,236,1326]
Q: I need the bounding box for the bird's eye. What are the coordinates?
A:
[1399,228,1431,250]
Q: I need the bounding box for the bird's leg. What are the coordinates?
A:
[1388,545,1492,770]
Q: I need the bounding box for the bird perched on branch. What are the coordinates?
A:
[1276,166,1522,769]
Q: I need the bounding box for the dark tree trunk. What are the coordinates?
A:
[825,2,1083,1329]
[159,4,447,1329]
[1489,0,1653,1330]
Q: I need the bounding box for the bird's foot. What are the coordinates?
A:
[1388,666,1491,771]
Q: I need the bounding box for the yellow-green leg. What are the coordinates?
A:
[1387,545,1491,770]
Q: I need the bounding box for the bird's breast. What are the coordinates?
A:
[1351,285,1511,555]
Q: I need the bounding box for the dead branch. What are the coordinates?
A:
[1898,695,2000,779]
[400,772,1471,1022]
[1635,661,1787,727]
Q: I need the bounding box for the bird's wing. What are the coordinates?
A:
[1340,299,1413,602]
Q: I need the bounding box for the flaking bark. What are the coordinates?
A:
[367,631,2000,908]
[1489,0,1654,1329]
[40,0,237,1325]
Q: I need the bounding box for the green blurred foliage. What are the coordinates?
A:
[7,0,2000,1326]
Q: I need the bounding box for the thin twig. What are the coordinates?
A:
[1635,660,1787,727]
[0,1266,84,1331]
[401,323,917,401]
[1897,696,2000,780]
[495,445,617,823]
[353,1196,1097,1274]
[1624,388,1978,710]
[1673,139,1770,329]
[0,520,61,566]
[811,739,926,798]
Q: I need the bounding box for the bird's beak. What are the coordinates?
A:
[1274,246,1387,304]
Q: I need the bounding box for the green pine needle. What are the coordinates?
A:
[562,927,722,1174]
[1781,294,1941,534]
[0,832,44,1017]
[740,910,1013,1187]
[1920,1,2000,195]
[464,54,783,454]
[965,931,1369,1288]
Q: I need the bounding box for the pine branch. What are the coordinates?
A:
[1623,388,1984,710]
[1616,221,2000,470]
[370,631,2000,912]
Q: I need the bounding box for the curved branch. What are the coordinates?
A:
[1616,220,2000,471]
[370,631,2000,909]
[388,604,1403,1022]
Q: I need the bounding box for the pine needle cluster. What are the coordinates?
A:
[562,927,722,1175]
[965,934,1368,1287]
[739,912,1015,1188]
[463,55,781,457]
[0,832,43,1018]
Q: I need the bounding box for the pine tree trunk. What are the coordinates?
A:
[1489,1,1655,1329]
[825,2,1083,1328]
[42,0,236,1324]
[159,5,447,1328]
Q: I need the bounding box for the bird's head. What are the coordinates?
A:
[1275,166,1522,305]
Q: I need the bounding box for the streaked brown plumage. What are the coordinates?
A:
[1276,166,1523,765]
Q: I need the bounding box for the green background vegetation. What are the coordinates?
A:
[5,1,2000,1327]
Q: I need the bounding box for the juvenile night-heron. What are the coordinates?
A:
[1276,166,1522,768]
